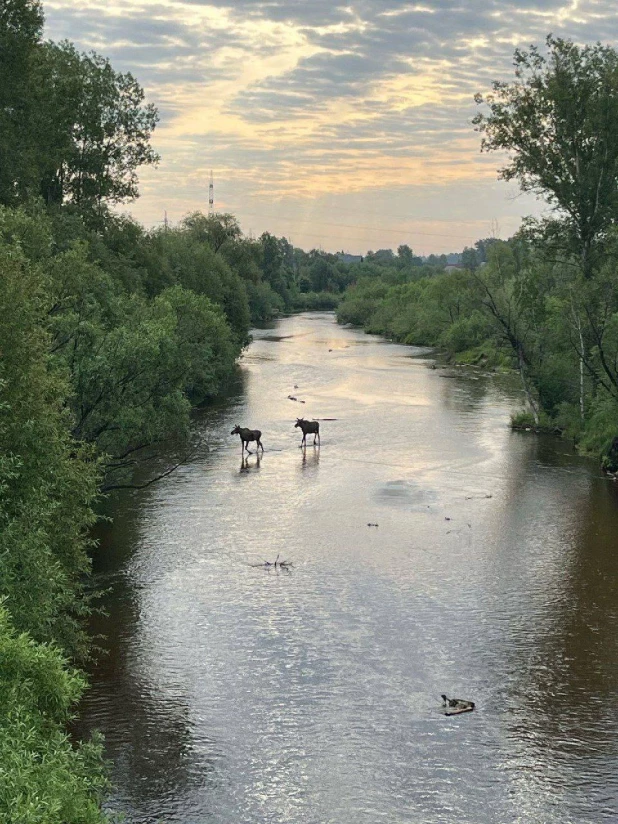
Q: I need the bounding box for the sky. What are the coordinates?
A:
[43,0,617,255]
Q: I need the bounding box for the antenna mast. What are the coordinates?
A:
[208,171,214,215]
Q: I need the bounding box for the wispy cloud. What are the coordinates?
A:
[44,0,614,252]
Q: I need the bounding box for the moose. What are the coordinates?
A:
[294,418,320,447]
[231,425,264,455]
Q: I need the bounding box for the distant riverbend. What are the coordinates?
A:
[78,312,618,824]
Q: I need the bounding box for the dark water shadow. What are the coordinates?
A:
[300,444,320,471]
[74,514,224,820]
[239,453,261,473]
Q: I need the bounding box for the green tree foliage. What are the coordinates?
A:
[0,9,158,211]
[461,246,480,271]
[0,4,175,817]
[181,211,241,252]
[0,237,99,655]
[0,606,108,823]
[145,222,250,343]
[396,244,423,268]
[474,36,618,278]
[259,231,294,303]
[34,42,159,207]
[6,213,239,489]
[0,0,44,204]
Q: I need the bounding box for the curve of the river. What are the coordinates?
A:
[79,312,618,824]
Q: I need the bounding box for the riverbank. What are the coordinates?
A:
[335,261,618,469]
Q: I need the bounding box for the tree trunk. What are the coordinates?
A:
[518,343,540,426]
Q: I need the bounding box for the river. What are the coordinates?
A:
[79,312,618,824]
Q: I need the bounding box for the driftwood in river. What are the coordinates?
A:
[250,554,293,570]
[441,694,475,715]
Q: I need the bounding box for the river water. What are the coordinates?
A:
[79,312,618,824]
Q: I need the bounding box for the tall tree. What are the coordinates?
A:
[0,0,44,203]
[474,36,618,278]
[181,211,241,253]
[34,42,159,207]
[0,237,99,657]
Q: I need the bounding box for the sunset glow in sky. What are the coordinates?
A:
[43,0,616,254]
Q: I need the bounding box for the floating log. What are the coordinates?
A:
[441,694,475,715]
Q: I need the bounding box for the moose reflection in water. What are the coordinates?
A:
[240,453,261,473]
[295,418,320,447]
[231,425,264,455]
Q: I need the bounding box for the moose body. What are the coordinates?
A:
[295,418,320,446]
[231,425,264,454]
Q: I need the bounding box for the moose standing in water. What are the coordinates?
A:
[231,425,264,455]
[295,418,320,447]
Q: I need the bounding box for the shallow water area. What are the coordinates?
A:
[79,313,618,824]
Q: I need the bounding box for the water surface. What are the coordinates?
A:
[80,313,618,823]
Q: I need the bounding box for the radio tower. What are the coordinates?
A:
[208,171,214,215]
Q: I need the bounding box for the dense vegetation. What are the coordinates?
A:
[338,37,618,472]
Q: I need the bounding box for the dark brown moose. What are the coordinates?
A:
[231,425,264,455]
[294,418,320,446]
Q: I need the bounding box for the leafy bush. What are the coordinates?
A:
[291,291,340,311]
[0,606,109,824]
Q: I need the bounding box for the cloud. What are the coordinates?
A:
[43,0,618,252]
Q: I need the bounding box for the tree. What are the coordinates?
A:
[474,36,618,278]
[33,41,159,207]
[44,242,240,489]
[367,248,395,266]
[474,237,500,263]
[0,0,44,204]
[180,211,241,253]
[260,231,293,302]
[397,244,422,268]
[0,606,108,823]
[0,235,100,657]
[461,246,480,271]
[469,240,554,425]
